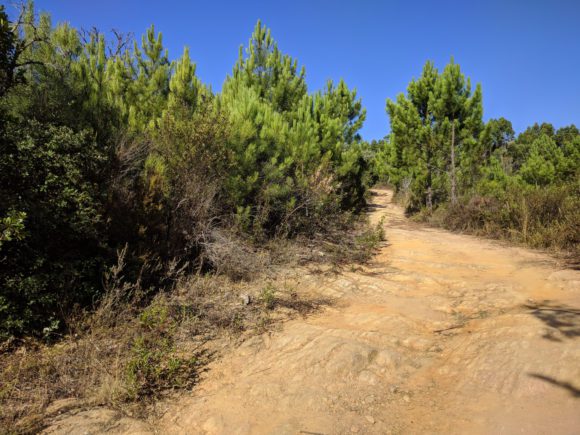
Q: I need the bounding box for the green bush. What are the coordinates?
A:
[0,122,108,340]
[125,301,198,399]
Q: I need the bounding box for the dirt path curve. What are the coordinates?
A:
[47,189,580,434]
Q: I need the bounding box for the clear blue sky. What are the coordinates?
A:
[11,0,580,140]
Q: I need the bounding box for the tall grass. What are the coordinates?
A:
[428,183,579,261]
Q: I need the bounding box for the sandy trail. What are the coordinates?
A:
[46,189,580,434]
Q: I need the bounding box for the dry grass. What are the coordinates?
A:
[422,184,580,264]
[0,274,329,433]
[289,215,386,270]
[0,216,384,434]
[203,229,271,281]
[0,255,344,433]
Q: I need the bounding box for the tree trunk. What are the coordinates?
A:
[426,148,433,212]
[450,121,457,205]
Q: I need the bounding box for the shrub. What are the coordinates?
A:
[431,183,579,258]
[260,283,277,310]
[125,301,199,399]
[0,122,109,340]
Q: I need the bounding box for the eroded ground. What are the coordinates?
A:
[44,189,580,434]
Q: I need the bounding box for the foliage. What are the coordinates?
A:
[0,122,107,340]
[259,283,277,310]
[379,59,578,255]
[0,210,26,248]
[125,301,198,399]
[381,59,483,211]
[0,5,372,339]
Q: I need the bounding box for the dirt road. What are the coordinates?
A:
[46,189,580,434]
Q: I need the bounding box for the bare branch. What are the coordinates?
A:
[108,28,133,57]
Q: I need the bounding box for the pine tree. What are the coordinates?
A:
[165,47,201,117]
[219,21,371,229]
[519,135,565,186]
[129,25,171,130]
[386,61,440,209]
[231,20,307,115]
[385,59,483,210]
[430,58,483,203]
[481,117,515,158]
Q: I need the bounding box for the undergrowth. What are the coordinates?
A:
[0,213,384,434]
[420,183,579,263]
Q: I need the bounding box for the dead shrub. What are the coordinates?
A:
[202,229,270,281]
[294,213,386,267]
[433,195,502,235]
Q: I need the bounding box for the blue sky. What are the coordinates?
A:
[10,0,580,140]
